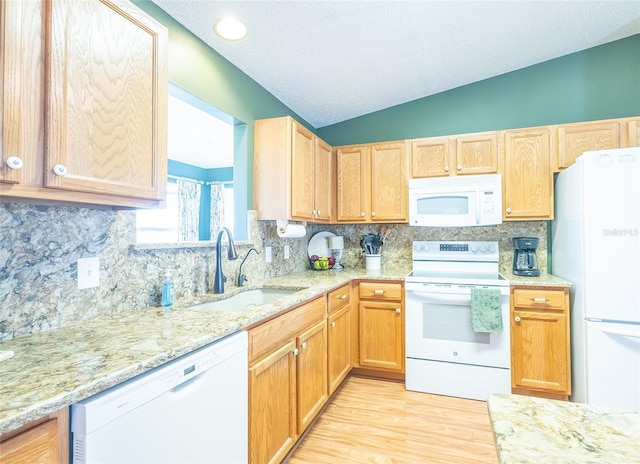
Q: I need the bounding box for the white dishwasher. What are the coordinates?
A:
[71,330,248,464]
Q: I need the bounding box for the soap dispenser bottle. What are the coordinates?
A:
[161,271,174,307]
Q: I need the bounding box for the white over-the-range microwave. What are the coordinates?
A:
[408,174,503,227]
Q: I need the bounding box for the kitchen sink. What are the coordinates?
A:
[187,288,300,312]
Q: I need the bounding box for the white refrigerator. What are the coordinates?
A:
[552,147,640,412]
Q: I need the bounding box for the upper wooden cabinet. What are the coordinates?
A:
[554,120,621,171]
[0,0,168,208]
[335,140,408,223]
[501,127,554,221]
[411,132,498,178]
[254,116,332,222]
[624,118,640,147]
[454,131,499,175]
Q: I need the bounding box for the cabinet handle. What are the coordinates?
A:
[331,321,336,328]
[395,308,401,314]
[53,164,68,176]
[506,207,512,214]
[371,211,376,217]
[316,210,320,216]
[444,166,449,172]
[301,342,307,350]
[338,294,347,300]
[6,156,24,170]
[457,165,462,171]
[514,316,521,322]
[373,289,385,294]
[293,348,299,356]
[531,297,549,303]
[360,212,365,217]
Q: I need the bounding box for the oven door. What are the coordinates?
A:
[405,282,510,368]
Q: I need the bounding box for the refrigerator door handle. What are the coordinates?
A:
[602,328,640,339]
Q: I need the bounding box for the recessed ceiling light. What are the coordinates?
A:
[214,17,247,41]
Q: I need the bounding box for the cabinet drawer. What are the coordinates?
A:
[359,282,402,301]
[248,297,326,363]
[327,284,351,313]
[513,289,566,310]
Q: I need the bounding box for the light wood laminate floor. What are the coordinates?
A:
[287,376,499,464]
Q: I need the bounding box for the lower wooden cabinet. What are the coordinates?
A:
[0,408,68,464]
[357,281,404,374]
[327,284,352,394]
[510,286,571,400]
[247,297,327,464]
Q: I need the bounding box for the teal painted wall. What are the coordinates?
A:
[317,34,640,146]
[134,0,313,239]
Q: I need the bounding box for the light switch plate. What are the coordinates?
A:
[265,246,272,263]
[78,257,100,289]
[284,245,290,260]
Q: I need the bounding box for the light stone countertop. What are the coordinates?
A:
[0,265,569,435]
[0,267,408,434]
[501,270,572,288]
[488,393,640,463]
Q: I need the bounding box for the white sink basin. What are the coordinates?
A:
[187,288,300,312]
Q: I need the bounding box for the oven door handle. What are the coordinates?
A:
[406,291,473,305]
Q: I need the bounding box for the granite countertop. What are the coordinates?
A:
[488,393,640,463]
[502,270,572,288]
[0,266,408,434]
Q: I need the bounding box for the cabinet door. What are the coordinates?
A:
[502,128,553,220]
[328,305,352,394]
[335,145,369,222]
[511,310,570,393]
[370,141,408,222]
[249,341,297,464]
[359,300,404,372]
[296,320,328,434]
[411,136,453,178]
[0,419,59,464]
[290,122,316,221]
[454,132,498,175]
[45,0,167,200]
[555,121,621,170]
[626,119,640,147]
[0,0,45,186]
[314,137,332,222]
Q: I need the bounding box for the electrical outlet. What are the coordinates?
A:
[284,245,290,260]
[78,257,100,289]
[265,246,272,263]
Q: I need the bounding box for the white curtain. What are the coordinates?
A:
[177,178,201,241]
[210,182,225,237]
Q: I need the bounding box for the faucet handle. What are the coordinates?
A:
[237,274,247,287]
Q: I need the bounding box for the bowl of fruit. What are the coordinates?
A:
[309,255,335,271]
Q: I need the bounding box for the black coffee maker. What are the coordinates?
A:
[512,237,540,277]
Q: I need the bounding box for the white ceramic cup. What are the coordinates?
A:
[365,253,381,271]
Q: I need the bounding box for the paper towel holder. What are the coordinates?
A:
[276,220,307,238]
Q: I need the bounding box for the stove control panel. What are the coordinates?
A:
[413,240,499,262]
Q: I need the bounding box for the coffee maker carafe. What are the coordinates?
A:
[512,237,540,277]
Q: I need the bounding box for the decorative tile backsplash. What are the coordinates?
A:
[0,202,546,341]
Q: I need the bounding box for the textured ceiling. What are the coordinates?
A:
[153,0,640,129]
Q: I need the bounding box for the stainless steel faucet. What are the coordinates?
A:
[237,248,259,287]
[213,227,238,294]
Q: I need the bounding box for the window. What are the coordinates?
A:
[136,182,179,243]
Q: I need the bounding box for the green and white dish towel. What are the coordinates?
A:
[470,287,503,333]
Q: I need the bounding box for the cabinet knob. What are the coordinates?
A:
[371,211,376,217]
[360,212,365,217]
[293,348,299,356]
[514,316,521,322]
[53,164,68,176]
[5,156,24,170]
[506,207,512,214]
[396,308,401,314]
[444,166,449,172]
[301,342,307,350]
[338,294,347,300]
[331,321,336,328]
[457,165,462,171]
[316,210,320,216]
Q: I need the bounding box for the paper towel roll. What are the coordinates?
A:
[277,223,306,238]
